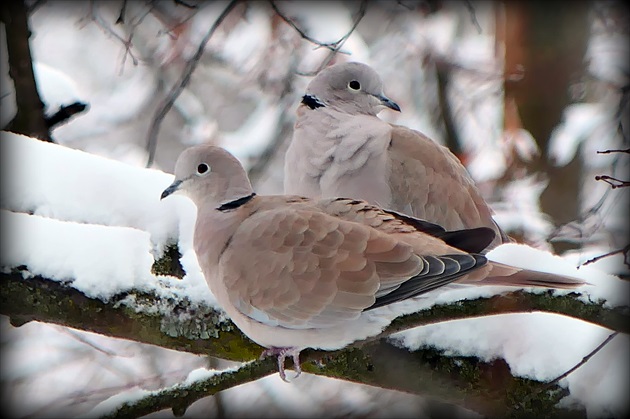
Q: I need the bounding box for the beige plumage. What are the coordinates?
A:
[285,61,509,249]
[162,145,583,381]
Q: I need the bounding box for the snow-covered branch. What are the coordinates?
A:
[3,266,618,418]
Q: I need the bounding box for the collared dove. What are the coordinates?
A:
[285,61,509,249]
[162,145,583,382]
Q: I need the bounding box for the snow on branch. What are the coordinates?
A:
[2,132,628,417]
[2,267,619,419]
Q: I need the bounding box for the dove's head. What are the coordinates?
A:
[161,145,254,209]
[305,62,400,116]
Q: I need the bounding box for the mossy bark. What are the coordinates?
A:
[1,261,624,418]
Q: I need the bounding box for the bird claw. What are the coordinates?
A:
[260,347,302,382]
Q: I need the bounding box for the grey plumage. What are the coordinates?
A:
[285,62,509,249]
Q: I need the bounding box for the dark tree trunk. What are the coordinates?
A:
[1,0,51,142]
[502,1,590,253]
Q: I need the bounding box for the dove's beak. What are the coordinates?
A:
[378,95,401,112]
[161,179,182,200]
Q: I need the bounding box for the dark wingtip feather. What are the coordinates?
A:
[367,253,488,310]
[381,209,446,235]
[436,227,496,253]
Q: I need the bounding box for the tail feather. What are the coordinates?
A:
[478,261,586,289]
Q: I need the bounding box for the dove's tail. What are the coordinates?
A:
[471,261,587,289]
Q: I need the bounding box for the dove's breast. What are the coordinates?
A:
[288,108,394,208]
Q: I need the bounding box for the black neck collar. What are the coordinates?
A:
[301,94,325,110]
[217,193,256,211]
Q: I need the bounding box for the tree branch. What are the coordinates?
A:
[3,265,627,357]
[269,0,366,53]
[270,0,368,76]
[3,262,623,417]
[581,244,630,270]
[0,0,52,141]
[44,101,89,129]
[595,174,630,189]
[102,339,581,419]
[144,0,240,168]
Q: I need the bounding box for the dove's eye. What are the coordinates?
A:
[196,163,210,175]
[348,80,361,90]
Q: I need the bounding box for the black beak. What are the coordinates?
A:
[378,94,401,112]
[161,179,182,200]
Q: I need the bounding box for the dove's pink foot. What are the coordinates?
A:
[260,347,302,382]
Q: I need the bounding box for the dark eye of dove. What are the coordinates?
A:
[196,163,210,175]
[348,80,361,90]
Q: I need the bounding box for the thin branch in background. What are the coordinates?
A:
[84,1,154,73]
[144,0,240,168]
[86,1,139,67]
[149,2,199,42]
[270,0,368,76]
[547,183,608,230]
[595,174,630,189]
[174,0,198,8]
[613,82,628,144]
[581,244,630,268]
[270,0,362,52]
[617,84,629,117]
[597,148,630,154]
[25,0,46,14]
[115,0,127,24]
[519,332,619,410]
[464,0,482,33]
[59,327,127,357]
[45,102,89,129]
[395,1,414,12]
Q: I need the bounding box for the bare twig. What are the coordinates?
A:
[581,244,630,268]
[464,0,482,33]
[174,0,198,8]
[548,140,627,245]
[549,332,618,385]
[145,0,240,168]
[86,2,139,67]
[45,102,89,129]
[270,0,368,76]
[595,175,630,189]
[60,327,124,357]
[270,0,365,52]
[115,0,127,24]
[597,148,630,154]
[519,332,619,409]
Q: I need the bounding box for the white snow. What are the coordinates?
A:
[0,132,214,306]
[1,132,180,248]
[1,210,154,300]
[392,315,628,418]
[548,103,616,167]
